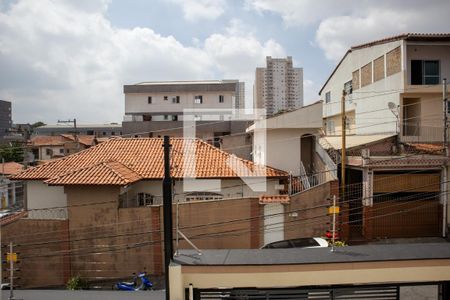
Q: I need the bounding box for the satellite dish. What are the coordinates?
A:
[388,102,397,110]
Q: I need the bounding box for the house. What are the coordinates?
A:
[14,137,288,217]
[29,134,97,161]
[0,161,24,210]
[6,137,304,286]
[320,134,448,243]
[320,33,450,143]
[171,244,450,299]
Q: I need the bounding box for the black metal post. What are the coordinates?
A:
[163,136,173,300]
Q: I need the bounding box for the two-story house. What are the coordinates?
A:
[320,33,450,143]
[319,33,450,242]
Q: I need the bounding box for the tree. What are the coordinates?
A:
[31,121,46,128]
[0,142,24,163]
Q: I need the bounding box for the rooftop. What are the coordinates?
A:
[0,162,23,175]
[135,80,239,85]
[12,138,287,185]
[37,123,122,129]
[29,135,96,147]
[174,242,450,266]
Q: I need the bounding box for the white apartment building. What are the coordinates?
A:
[320,33,450,143]
[122,80,251,157]
[254,56,304,116]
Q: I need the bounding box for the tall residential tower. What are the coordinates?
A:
[254,56,303,116]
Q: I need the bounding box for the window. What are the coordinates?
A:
[172,115,178,121]
[172,96,180,103]
[326,120,335,135]
[164,115,169,120]
[164,96,168,101]
[87,130,94,135]
[102,132,106,136]
[411,60,440,85]
[219,95,224,103]
[111,131,115,136]
[344,81,352,95]
[59,148,64,154]
[194,95,203,104]
[325,91,331,103]
[185,192,223,202]
[46,148,52,156]
[147,96,152,104]
[143,114,152,121]
[137,193,154,206]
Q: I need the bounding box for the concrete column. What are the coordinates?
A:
[169,263,184,300]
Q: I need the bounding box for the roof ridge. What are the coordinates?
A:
[102,160,141,184]
[44,159,117,183]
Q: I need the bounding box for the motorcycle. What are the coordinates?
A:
[116,272,153,291]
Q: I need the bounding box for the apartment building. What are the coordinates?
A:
[122,80,251,157]
[320,33,450,143]
[0,100,12,143]
[254,56,304,116]
[34,123,122,137]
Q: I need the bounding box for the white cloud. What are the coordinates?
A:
[247,0,450,62]
[169,0,226,22]
[0,1,284,123]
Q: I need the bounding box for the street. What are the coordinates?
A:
[1,290,165,300]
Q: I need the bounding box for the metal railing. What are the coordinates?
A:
[289,170,334,195]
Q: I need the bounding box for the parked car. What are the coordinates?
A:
[261,237,329,249]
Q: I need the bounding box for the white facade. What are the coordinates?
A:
[124,80,245,121]
[250,102,323,176]
[320,36,450,140]
[26,180,67,219]
[255,56,304,116]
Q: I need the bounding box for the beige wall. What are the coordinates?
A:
[406,44,450,85]
[400,94,445,142]
[170,259,450,299]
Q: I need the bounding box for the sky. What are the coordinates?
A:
[1,0,450,124]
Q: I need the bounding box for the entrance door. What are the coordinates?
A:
[263,203,284,245]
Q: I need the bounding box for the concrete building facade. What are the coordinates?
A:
[34,123,122,137]
[319,33,450,143]
[122,80,250,158]
[254,56,304,116]
[0,100,12,143]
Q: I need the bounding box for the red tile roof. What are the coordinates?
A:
[0,211,27,226]
[259,195,290,204]
[13,138,287,185]
[30,135,96,147]
[0,162,23,175]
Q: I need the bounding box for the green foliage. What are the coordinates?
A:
[0,142,24,163]
[31,121,46,128]
[331,240,347,247]
[66,276,88,290]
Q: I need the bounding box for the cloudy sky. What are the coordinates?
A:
[1,0,449,124]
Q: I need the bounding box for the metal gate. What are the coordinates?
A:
[194,286,399,299]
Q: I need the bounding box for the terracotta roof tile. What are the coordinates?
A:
[13,138,287,185]
[259,195,290,204]
[0,211,27,226]
[0,162,23,175]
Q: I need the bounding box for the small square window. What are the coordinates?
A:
[219,95,224,103]
[172,115,178,121]
[147,96,152,104]
[194,95,203,104]
[164,115,169,120]
[164,96,168,101]
[172,96,180,103]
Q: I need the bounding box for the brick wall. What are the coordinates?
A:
[1,218,69,288]
[373,55,385,82]
[386,46,401,76]
[352,70,360,91]
[284,181,336,240]
[361,62,373,87]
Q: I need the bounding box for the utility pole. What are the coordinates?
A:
[57,118,78,150]
[443,78,448,237]
[163,136,173,300]
[341,90,347,204]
